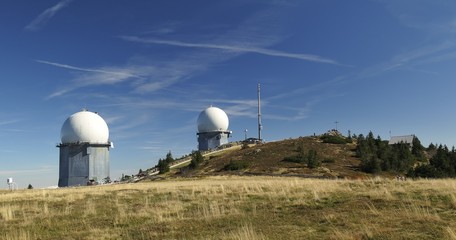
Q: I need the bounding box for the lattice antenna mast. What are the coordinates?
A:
[258,83,262,141]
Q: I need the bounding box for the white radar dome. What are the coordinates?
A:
[197,106,229,133]
[61,110,109,144]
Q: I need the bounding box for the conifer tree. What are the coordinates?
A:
[306,149,320,168]
[189,151,204,169]
[412,137,426,162]
[157,158,170,174]
[165,151,174,163]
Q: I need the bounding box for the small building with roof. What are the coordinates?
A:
[388,135,415,148]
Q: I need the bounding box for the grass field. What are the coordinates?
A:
[1,176,456,239]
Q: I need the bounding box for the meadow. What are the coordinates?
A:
[1,176,456,239]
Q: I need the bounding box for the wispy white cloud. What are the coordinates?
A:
[202,95,318,122]
[40,5,343,102]
[265,97,322,121]
[137,140,167,153]
[120,36,342,65]
[376,0,456,33]
[38,56,215,98]
[142,21,180,35]
[391,41,455,65]
[356,1,456,81]
[25,0,72,31]
[112,114,149,132]
[37,4,345,133]
[37,60,156,99]
[137,146,164,151]
[357,41,456,79]
[0,119,21,126]
[197,98,259,118]
[0,166,55,175]
[35,60,145,79]
[47,88,72,99]
[221,97,313,121]
[268,76,347,101]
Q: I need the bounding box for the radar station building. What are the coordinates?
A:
[197,106,232,151]
[58,110,112,187]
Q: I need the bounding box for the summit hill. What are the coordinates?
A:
[138,131,377,181]
[190,136,367,179]
[137,130,456,181]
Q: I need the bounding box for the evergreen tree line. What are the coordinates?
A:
[356,132,426,174]
[156,151,175,174]
[154,150,205,174]
[408,144,456,178]
[189,151,204,169]
[284,145,321,169]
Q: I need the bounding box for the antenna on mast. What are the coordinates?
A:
[258,83,262,142]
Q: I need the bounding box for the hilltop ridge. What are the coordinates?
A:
[189,136,368,179]
[133,133,374,181]
[134,129,456,182]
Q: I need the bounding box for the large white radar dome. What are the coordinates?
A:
[197,106,229,133]
[61,110,109,144]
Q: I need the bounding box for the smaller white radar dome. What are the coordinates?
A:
[197,106,229,133]
[61,110,109,144]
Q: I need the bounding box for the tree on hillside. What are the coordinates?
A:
[189,151,204,169]
[408,144,456,178]
[356,132,419,174]
[157,158,170,174]
[165,151,174,163]
[306,149,320,169]
[428,143,436,151]
[356,138,370,159]
[430,145,455,177]
[361,156,381,174]
[357,134,365,142]
[377,140,391,171]
[390,143,414,172]
[27,184,33,190]
[412,137,426,162]
[155,151,176,174]
[408,164,439,178]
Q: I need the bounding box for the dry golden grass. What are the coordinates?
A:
[1,176,456,239]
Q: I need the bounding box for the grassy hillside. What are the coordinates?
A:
[177,136,369,179]
[1,176,456,239]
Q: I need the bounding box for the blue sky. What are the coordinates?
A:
[2,0,456,188]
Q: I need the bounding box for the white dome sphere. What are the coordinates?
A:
[61,110,109,144]
[197,106,229,133]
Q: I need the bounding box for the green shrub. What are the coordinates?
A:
[189,151,204,169]
[283,156,304,163]
[306,149,320,168]
[320,135,348,144]
[322,158,336,163]
[224,160,249,171]
[284,148,321,168]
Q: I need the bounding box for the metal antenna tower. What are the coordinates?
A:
[258,83,262,141]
